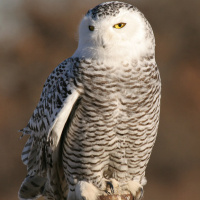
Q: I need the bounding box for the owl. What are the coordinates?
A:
[19,1,161,200]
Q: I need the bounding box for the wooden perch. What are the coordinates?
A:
[99,194,133,200]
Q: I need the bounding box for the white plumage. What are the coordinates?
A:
[19,1,161,200]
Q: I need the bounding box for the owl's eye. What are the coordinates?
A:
[89,25,95,31]
[113,23,126,29]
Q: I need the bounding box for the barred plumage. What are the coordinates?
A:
[19,1,161,200]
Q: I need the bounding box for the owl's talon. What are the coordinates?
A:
[138,187,144,200]
[106,181,114,194]
[125,181,143,200]
[132,186,143,200]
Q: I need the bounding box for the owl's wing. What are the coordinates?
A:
[21,58,81,177]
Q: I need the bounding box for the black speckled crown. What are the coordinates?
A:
[86,1,136,19]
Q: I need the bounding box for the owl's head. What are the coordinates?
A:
[74,1,155,64]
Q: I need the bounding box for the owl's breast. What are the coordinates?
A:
[78,58,160,120]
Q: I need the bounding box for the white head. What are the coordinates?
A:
[73,1,155,65]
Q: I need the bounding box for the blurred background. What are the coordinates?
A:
[0,0,200,199]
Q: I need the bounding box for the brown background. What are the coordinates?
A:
[0,0,200,199]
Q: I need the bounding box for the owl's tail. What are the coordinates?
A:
[18,175,46,200]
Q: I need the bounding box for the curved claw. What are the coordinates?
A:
[133,186,143,200]
[126,181,144,200]
[106,181,114,194]
[137,187,144,200]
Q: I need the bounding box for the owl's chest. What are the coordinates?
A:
[69,62,160,148]
[81,64,140,96]
[80,65,153,105]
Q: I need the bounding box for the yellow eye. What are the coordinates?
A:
[113,23,126,29]
[89,25,95,31]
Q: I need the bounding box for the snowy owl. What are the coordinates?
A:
[19,1,161,200]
